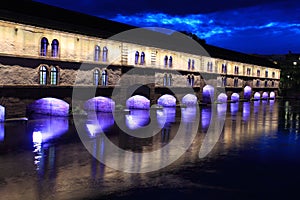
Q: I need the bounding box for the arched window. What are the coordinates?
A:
[101,70,108,86]
[272,72,275,78]
[256,80,260,87]
[187,75,191,86]
[102,47,108,62]
[222,77,227,87]
[93,69,100,85]
[163,74,168,86]
[188,59,191,70]
[40,37,48,56]
[51,39,59,57]
[169,56,173,67]
[207,62,213,72]
[265,71,268,78]
[234,78,238,87]
[257,70,260,77]
[247,68,251,75]
[50,66,58,85]
[135,51,139,65]
[222,64,227,73]
[272,81,275,87]
[264,80,268,87]
[164,55,168,67]
[191,60,195,70]
[94,45,100,61]
[191,75,194,86]
[140,52,145,65]
[39,66,47,85]
[168,74,172,86]
[234,66,239,74]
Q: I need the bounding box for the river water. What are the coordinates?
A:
[0,100,300,199]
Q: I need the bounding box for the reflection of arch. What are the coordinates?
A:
[86,112,114,136]
[217,93,227,103]
[84,96,115,112]
[270,91,275,99]
[254,92,261,100]
[182,94,197,106]
[202,85,214,104]
[126,110,150,130]
[157,94,176,107]
[126,95,150,110]
[27,98,69,117]
[0,105,5,122]
[262,92,268,99]
[231,93,240,102]
[244,86,252,100]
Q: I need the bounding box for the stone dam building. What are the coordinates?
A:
[0,1,280,119]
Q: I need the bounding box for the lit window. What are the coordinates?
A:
[140,52,145,65]
[39,66,47,85]
[187,75,191,86]
[191,60,195,70]
[247,68,251,75]
[40,37,48,56]
[188,59,191,70]
[50,66,58,85]
[234,66,239,74]
[102,47,108,62]
[222,64,227,73]
[168,74,172,86]
[191,75,194,86]
[222,77,227,87]
[93,69,100,85]
[51,39,59,57]
[94,45,100,61]
[164,55,168,67]
[257,70,260,77]
[135,51,139,65]
[169,56,173,67]
[207,62,213,72]
[163,74,167,86]
[101,70,108,86]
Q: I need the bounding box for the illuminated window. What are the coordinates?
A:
[222,77,227,87]
[234,66,239,74]
[102,47,108,62]
[163,74,167,86]
[191,60,195,70]
[140,52,145,65]
[101,70,108,86]
[169,56,173,67]
[93,69,100,85]
[265,71,268,78]
[40,37,48,56]
[247,68,251,75]
[135,51,139,65]
[50,66,58,85]
[164,55,168,67]
[94,45,100,61]
[207,62,213,72]
[39,66,47,85]
[51,39,59,57]
[187,75,191,86]
[222,64,227,73]
[257,70,260,77]
[168,74,172,86]
[188,59,191,70]
[191,75,194,86]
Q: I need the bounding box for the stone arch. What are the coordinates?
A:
[27,97,69,117]
[244,86,252,100]
[127,84,150,100]
[217,93,228,103]
[126,95,150,110]
[182,94,198,106]
[84,96,115,113]
[262,92,269,99]
[254,92,261,100]
[202,85,214,104]
[157,94,176,107]
[270,91,276,99]
[231,93,240,102]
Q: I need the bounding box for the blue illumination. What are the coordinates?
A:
[254,92,261,100]
[84,96,115,112]
[217,103,227,114]
[126,95,150,110]
[217,93,228,103]
[29,115,69,143]
[182,94,198,106]
[201,107,211,129]
[231,93,240,102]
[157,94,176,107]
[231,102,239,114]
[126,109,150,130]
[203,85,214,103]
[157,107,176,128]
[270,91,275,99]
[181,106,197,123]
[242,102,250,121]
[86,112,114,137]
[27,98,69,117]
[244,86,252,100]
[0,122,4,142]
[262,92,269,99]
[0,105,5,122]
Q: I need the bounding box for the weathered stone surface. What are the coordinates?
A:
[126,95,150,110]
[27,98,69,116]
[0,64,38,85]
[217,93,228,103]
[84,96,115,113]
[157,94,176,107]
[0,105,5,122]
[182,94,197,106]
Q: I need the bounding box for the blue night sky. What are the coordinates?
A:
[35,0,300,55]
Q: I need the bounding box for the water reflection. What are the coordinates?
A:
[201,107,211,130]
[157,107,176,128]
[0,122,4,142]
[231,102,239,115]
[125,109,150,130]
[243,102,251,122]
[86,112,115,137]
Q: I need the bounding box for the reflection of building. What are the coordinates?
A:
[0,1,280,118]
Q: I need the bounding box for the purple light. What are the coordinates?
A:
[217,93,228,103]
[270,91,275,99]
[29,115,69,143]
[254,92,261,100]
[157,94,176,107]
[244,86,252,100]
[231,93,240,102]
[181,106,197,123]
[0,105,4,122]
[126,109,150,130]
[157,107,176,128]
[27,98,69,117]
[182,94,198,106]
[126,95,150,110]
[231,102,239,114]
[203,85,214,103]
[86,112,114,137]
[242,102,250,121]
[201,107,211,129]
[84,96,115,112]
[217,103,227,114]
[262,92,268,99]
[0,123,4,142]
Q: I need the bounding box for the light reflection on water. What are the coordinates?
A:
[1,100,300,199]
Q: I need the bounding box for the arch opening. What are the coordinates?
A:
[202,85,214,104]
[157,94,176,107]
[27,98,69,117]
[231,93,240,102]
[182,94,198,106]
[126,95,150,110]
[217,93,228,103]
[254,92,261,100]
[84,96,115,113]
[244,86,252,100]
